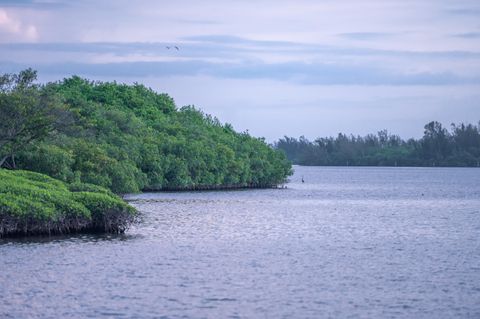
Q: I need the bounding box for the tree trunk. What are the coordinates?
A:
[0,155,8,168]
[11,154,16,169]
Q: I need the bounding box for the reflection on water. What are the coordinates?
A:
[1,166,480,318]
[0,233,139,246]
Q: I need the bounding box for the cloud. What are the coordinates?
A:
[3,36,480,60]
[445,8,480,16]
[337,32,397,41]
[1,33,480,85]
[173,18,221,25]
[2,59,478,86]
[452,32,480,39]
[0,9,38,41]
[0,0,68,9]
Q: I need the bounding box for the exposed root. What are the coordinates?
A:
[0,212,135,238]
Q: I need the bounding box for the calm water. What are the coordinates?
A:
[1,166,480,318]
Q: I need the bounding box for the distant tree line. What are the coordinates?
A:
[275,121,480,167]
[0,69,292,193]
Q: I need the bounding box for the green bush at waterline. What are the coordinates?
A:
[0,169,135,237]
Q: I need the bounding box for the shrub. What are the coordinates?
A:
[0,169,136,237]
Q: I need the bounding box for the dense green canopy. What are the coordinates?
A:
[0,169,135,237]
[2,71,291,193]
[276,122,480,167]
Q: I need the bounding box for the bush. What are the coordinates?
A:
[68,182,115,196]
[11,75,292,193]
[0,169,136,237]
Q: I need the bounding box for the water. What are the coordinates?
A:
[1,166,480,318]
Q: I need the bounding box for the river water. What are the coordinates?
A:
[1,166,480,318]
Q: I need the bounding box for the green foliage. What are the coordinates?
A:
[276,121,480,167]
[17,142,75,181]
[10,71,291,192]
[0,170,89,220]
[0,169,136,237]
[67,182,116,196]
[72,192,135,219]
[0,69,70,169]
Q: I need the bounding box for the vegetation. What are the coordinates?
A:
[275,121,480,167]
[0,69,291,236]
[0,69,71,169]
[0,169,135,237]
[1,70,291,194]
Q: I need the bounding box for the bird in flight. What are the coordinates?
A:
[174,46,179,50]
[165,46,171,49]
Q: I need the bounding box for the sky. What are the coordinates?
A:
[1,0,480,141]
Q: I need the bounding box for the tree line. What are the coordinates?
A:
[275,121,480,167]
[0,69,292,193]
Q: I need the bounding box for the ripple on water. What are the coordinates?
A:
[1,167,480,318]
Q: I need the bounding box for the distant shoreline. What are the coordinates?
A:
[275,121,480,168]
[290,164,480,168]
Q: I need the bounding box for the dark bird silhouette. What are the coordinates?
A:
[301,176,305,183]
[165,46,171,50]
[174,46,179,50]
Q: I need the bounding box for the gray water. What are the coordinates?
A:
[1,166,480,318]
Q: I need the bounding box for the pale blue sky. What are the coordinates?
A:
[1,0,479,140]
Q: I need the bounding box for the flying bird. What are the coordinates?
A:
[165,46,171,49]
[174,46,179,50]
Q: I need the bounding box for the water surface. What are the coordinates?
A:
[1,166,480,318]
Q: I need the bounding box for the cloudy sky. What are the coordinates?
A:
[1,0,480,141]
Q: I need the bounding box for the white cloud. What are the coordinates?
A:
[0,9,38,41]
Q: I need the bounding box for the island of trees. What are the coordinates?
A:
[275,122,480,167]
[0,69,292,237]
